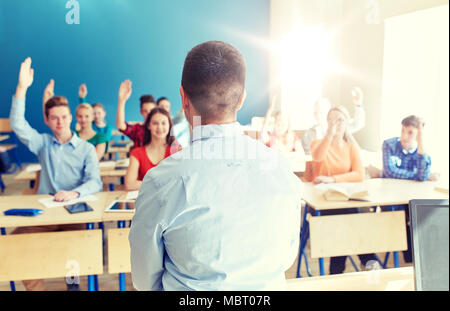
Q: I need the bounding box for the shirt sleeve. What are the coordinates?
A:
[348,105,366,134]
[129,173,167,291]
[382,140,431,181]
[119,122,137,141]
[9,96,45,155]
[283,177,302,271]
[72,144,103,197]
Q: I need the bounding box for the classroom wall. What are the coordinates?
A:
[0,0,270,163]
[270,0,448,151]
[339,0,449,151]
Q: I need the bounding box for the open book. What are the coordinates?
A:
[315,182,370,201]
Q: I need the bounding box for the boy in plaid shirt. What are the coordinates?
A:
[382,115,439,181]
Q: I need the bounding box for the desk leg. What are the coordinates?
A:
[1,227,16,291]
[390,206,400,268]
[118,220,126,291]
[296,203,309,278]
[86,223,97,291]
[316,210,325,276]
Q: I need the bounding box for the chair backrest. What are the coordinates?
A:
[0,230,103,282]
[107,228,131,274]
[21,171,40,195]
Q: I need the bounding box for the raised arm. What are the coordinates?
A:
[348,87,365,134]
[260,95,276,143]
[125,155,143,191]
[116,80,132,131]
[10,57,44,154]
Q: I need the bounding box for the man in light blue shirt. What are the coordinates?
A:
[10,58,102,200]
[129,41,302,291]
[9,57,102,291]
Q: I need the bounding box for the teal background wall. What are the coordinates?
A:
[0,0,270,162]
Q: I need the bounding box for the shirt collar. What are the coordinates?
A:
[396,138,417,155]
[191,122,243,142]
[52,132,81,148]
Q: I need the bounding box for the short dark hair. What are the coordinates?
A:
[140,95,156,109]
[92,102,105,111]
[45,96,70,118]
[181,40,246,121]
[143,107,175,146]
[402,115,420,128]
[157,97,169,105]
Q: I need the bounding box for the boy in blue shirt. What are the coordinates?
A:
[10,57,102,290]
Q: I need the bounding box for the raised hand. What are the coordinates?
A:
[118,80,132,103]
[15,57,34,99]
[351,86,364,106]
[43,79,55,103]
[79,83,88,98]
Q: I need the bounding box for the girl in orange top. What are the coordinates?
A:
[309,106,364,184]
[125,107,181,191]
[310,106,378,274]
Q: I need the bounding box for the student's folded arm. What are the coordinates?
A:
[9,96,45,155]
[73,146,103,197]
[124,155,142,191]
[415,154,432,181]
[382,141,418,180]
[310,138,331,162]
[129,175,166,291]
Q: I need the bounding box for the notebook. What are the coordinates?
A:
[315,183,369,201]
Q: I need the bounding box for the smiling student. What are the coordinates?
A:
[124,107,181,191]
[9,57,102,291]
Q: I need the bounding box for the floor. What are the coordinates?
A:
[0,167,412,291]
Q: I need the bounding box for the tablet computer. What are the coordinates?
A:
[104,200,135,212]
[65,202,94,214]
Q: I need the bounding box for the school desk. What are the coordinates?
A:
[0,191,122,291]
[286,266,414,291]
[297,178,449,277]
